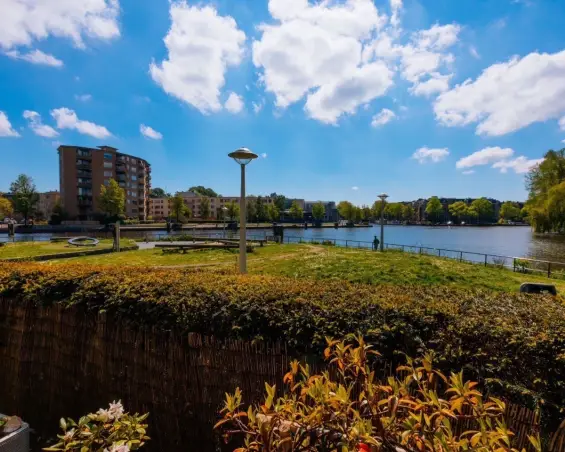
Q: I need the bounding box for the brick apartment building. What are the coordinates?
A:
[58,145,151,220]
[149,192,274,220]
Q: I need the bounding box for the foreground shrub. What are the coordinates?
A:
[217,336,540,451]
[44,401,149,451]
[1,263,565,422]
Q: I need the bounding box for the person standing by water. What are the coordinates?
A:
[373,235,380,251]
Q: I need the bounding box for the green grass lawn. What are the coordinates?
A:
[44,243,565,293]
[0,239,135,259]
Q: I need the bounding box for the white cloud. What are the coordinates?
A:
[253,0,393,124]
[456,147,514,169]
[462,170,475,175]
[0,0,120,64]
[5,49,63,67]
[390,0,403,28]
[51,107,111,139]
[150,2,245,114]
[469,46,480,59]
[224,92,244,114]
[140,124,162,140]
[412,147,449,163]
[371,108,396,127]
[559,115,565,131]
[492,156,543,174]
[252,101,264,114]
[75,94,92,102]
[410,73,452,97]
[352,186,359,190]
[0,111,19,137]
[23,110,58,138]
[261,153,267,158]
[435,50,565,136]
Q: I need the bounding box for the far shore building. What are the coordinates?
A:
[304,201,338,222]
[58,145,151,220]
[38,191,61,220]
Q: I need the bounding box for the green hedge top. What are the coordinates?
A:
[1,263,565,417]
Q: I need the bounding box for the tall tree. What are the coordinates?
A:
[10,174,39,225]
[150,188,168,198]
[0,196,14,220]
[289,200,304,221]
[246,199,257,223]
[189,186,218,197]
[267,204,280,222]
[402,204,415,222]
[361,205,372,222]
[270,193,286,211]
[525,149,565,232]
[425,196,443,223]
[312,202,326,222]
[50,199,68,225]
[200,197,211,219]
[98,179,125,219]
[255,196,266,222]
[171,195,188,222]
[337,201,357,222]
[448,201,468,223]
[385,203,403,221]
[371,199,386,219]
[499,202,521,222]
[226,201,239,221]
[471,198,493,224]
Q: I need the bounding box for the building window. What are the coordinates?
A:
[104,153,113,160]
[104,171,112,177]
[104,180,110,186]
[104,161,113,168]
[78,188,92,196]
[131,175,137,181]
[131,192,137,198]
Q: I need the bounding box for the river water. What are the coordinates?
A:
[5,225,565,263]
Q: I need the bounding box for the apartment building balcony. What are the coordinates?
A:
[77,180,92,188]
[77,196,93,207]
[77,170,92,178]
[76,151,92,159]
[76,162,91,170]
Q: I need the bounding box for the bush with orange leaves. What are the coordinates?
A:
[216,335,541,451]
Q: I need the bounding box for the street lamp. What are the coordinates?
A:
[228,147,258,274]
[378,193,389,252]
[222,206,228,238]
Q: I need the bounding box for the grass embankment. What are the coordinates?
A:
[0,239,115,259]
[1,262,564,416]
[48,244,565,293]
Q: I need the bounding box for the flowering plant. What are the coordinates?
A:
[43,401,149,451]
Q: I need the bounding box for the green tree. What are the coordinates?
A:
[200,197,211,219]
[189,186,218,197]
[266,204,280,222]
[361,205,372,222]
[270,193,286,211]
[289,200,304,221]
[448,201,468,223]
[385,202,403,221]
[337,201,357,222]
[171,195,188,222]
[246,199,257,223]
[50,199,68,225]
[0,196,13,220]
[402,204,415,222]
[150,187,168,198]
[425,196,443,223]
[312,202,326,222]
[465,206,478,223]
[525,149,565,232]
[98,179,125,220]
[371,199,386,219]
[226,201,239,221]
[499,202,521,222]
[10,174,39,225]
[255,196,266,223]
[471,198,493,224]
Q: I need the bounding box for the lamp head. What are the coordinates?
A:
[228,147,258,166]
[378,193,389,201]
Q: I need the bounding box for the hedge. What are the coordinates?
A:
[0,245,138,262]
[1,263,565,422]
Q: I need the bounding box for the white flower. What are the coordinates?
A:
[104,445,130,452]
[95,408,111,421]
[63,428,75,442]
[107,401,124,420]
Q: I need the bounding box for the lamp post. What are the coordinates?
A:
[378,193,389,252]
[222,206,228,238]
[228,147,258,274]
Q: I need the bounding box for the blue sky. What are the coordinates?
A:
[1,0,565,204]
